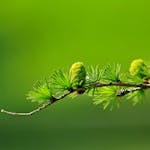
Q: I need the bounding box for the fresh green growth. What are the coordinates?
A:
[69,62,86,89]
[120,72,143,84]
[26,59,150,110]
[102,64,121,82]
[129,59,150,79]
[126,89,145,106]
[27,79,52,104]
[50,69,72,96]
[86,65,103,83]
[93,86,120,110]
[85,65,104,95]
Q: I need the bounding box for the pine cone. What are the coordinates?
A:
[69,62,86,89]
[129,59,149,78]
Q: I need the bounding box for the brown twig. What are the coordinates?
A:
[116,87,142,97]
[1,82,150,116]
[95,81,150,88]
[1,90,73,116]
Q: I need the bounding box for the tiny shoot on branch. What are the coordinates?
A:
[1,59,150,116]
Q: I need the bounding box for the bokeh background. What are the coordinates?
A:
[0,0,150,150]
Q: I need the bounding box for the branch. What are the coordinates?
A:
[1,82,150,116]
[1,90,73,116]
[1,102,52,116]
[116,87,142,97]
[95,81,150,88]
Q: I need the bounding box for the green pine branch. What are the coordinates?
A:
[1,59,150,116]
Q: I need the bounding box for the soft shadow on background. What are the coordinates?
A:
[0,0,150,150]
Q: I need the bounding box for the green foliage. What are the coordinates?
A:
[129,59,150,79]
[126,89,145,106]
[69,62,86,89]
[26,59,150,110]
[26,79,52,104]
[86,65,103,83]
[93,86,120,110]
[85,65,104,95]
[50,69,72,96]
[102,64,121,82]
[51,69,71,90]
[120,73,143,84]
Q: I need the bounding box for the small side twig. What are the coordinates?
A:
[116,87,141,97]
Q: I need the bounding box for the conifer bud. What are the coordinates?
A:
[69,62,86,89]
[129,59,149,78]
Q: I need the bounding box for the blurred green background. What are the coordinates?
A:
[0,0,150,150]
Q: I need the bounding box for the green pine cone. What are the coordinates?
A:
[129,59,149,78]
[69,62,86,89]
